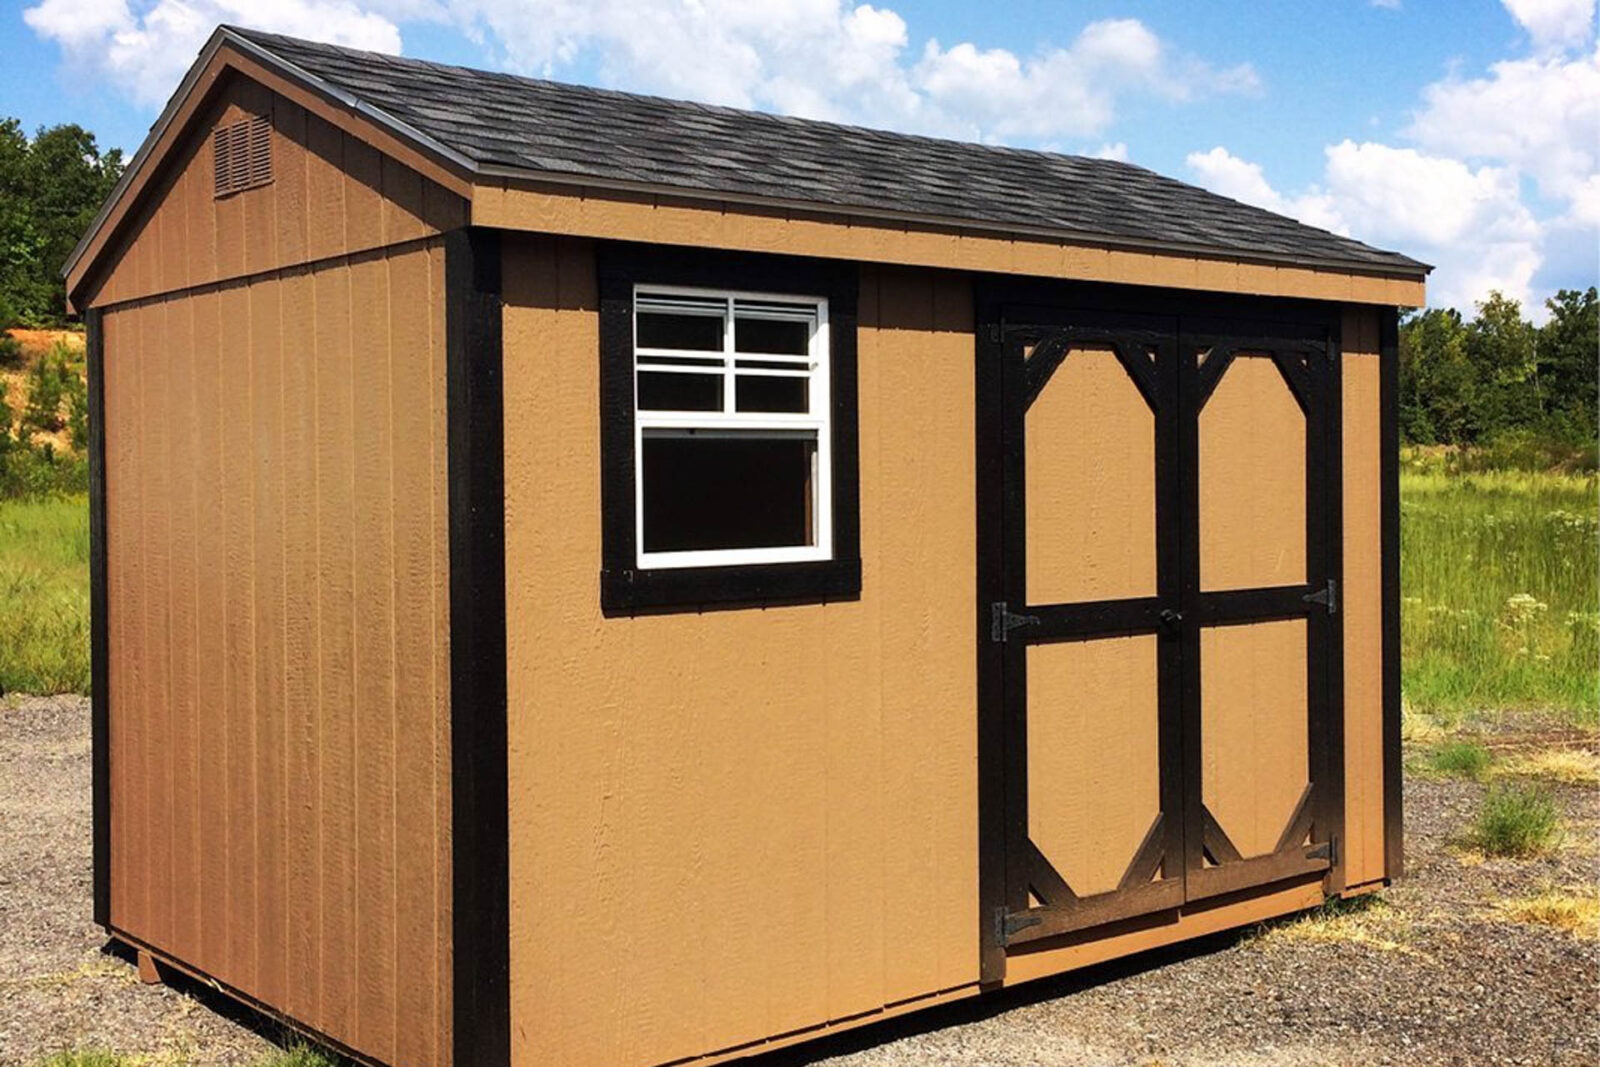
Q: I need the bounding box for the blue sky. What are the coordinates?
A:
[5,0,1596,316]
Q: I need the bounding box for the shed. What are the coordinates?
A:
[68,25,1424,1067]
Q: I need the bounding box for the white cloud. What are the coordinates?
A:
[1406,47,1600,210]
[1091,142,1129,162]
[24,0,1258,143]
[24,0,403,107]
[1501,0,1596,51]
[1186,142,1545,313]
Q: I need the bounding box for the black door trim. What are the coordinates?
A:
[975,277,1348,978]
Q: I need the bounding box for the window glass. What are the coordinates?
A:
[633,286,830,568]
[641,432,816,553]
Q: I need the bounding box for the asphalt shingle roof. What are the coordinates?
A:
[228,27,1427,276]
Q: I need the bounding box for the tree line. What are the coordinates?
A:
[1400,288,1598,463]
[0,118,124,328]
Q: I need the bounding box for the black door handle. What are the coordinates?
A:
[1158,608,1184,634]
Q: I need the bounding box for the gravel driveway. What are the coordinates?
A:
[2,696,1595,1067]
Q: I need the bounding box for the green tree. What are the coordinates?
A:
[1465,291,1539,436]
[1400,307,1476,444]
[1536,286,1599,441]
[0,118,123,326]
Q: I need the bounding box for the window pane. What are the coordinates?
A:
[735,316,810,355]
[638,372,722,412]
[642,432,816,553]
[735,374,808,413]
[639,310,722,351]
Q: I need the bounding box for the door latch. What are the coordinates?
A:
[991,602,1040,643]
[1158,608,1184,634]
[1303,579,1339,614]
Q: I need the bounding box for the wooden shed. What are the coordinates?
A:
[67,25,1426,1067]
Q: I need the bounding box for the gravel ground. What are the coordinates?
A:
[1,695,1595,1067]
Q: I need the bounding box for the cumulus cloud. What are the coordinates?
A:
[1501,0,1596,51]
[23,0,403,106]
[1186,143,1546,313]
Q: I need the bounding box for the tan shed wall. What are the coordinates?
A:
[87,74,465,311]
[102,238,452,1067]
[503,235,978,1067]
[1340,307,1387,887]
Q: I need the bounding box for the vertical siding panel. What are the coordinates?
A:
[282,265,320,1022]
[381,156,427,247]
[167,295,201,955]
[192,288,230,977]
[315,261,358,1039]
[239,80,277,279]
[273,98,310,269]
[104,309,139,933]
[1342,307,1386,886]
[140,300,174,951]
[428,240,453,1067]
[389,246,438,1066]
[220,279,257,991]
[158,170,187,297]
[929,273,978,989]
[305,115,347,264]
[350,251,397,1063]
[184,127,216,288]
[343,136,384,255]
[252,277,289,1008]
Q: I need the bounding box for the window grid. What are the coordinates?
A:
[633,284,832,570]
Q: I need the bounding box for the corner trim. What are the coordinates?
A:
[87,307,110,930]
[1379,306,1403,879]
[446,226,510,1066]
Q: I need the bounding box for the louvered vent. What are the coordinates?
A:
[213,115,273,197]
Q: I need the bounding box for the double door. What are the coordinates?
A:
[980,303,1344,967]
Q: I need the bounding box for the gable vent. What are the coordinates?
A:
[213,115,273,198]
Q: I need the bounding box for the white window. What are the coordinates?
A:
[633,285,832,569]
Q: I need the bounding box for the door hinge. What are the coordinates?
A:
[995,906,1042,946]
[1303,579,1338,614]
[1306,835,1338,864]
[991,601,1040,643]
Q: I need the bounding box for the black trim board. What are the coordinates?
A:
[88,307,110,930]
[1380,306,1404,879]
[596,242,862,614]
[446,226,510,1067]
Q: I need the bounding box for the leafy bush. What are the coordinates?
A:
[1429,740,1493,779]
[1468,783,1562,857]
[0,331,21,368]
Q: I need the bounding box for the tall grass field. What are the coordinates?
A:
[0,465,1595,726]
[0,493,89,695]
[1401,458,1598,726]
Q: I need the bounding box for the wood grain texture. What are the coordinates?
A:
[503,240,976,1067]
[1199,356,1307,592]
[1026,636,1161,897]
[1341,307,1386,887]
[100,239,451,1067]
[86,75,465,311]
[1200,619,1310,859]
[1025,347,1157,604]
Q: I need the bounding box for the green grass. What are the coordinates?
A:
[31,1044,344,1067]
[1427,739,1494,779]
[1401,462,1599,726]
[0,493,89,695]
[1467,783,1563,857]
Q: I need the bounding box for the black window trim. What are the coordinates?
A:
[598,241,861,614]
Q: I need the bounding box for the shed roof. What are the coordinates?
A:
[68,25,1430,300]
[227,28,1425,277]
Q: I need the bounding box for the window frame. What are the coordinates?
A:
[633,284,833,570]
[599,243,861,614]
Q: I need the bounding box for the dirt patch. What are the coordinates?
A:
[0,696,275,1065]
[2,697,1596,1066]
